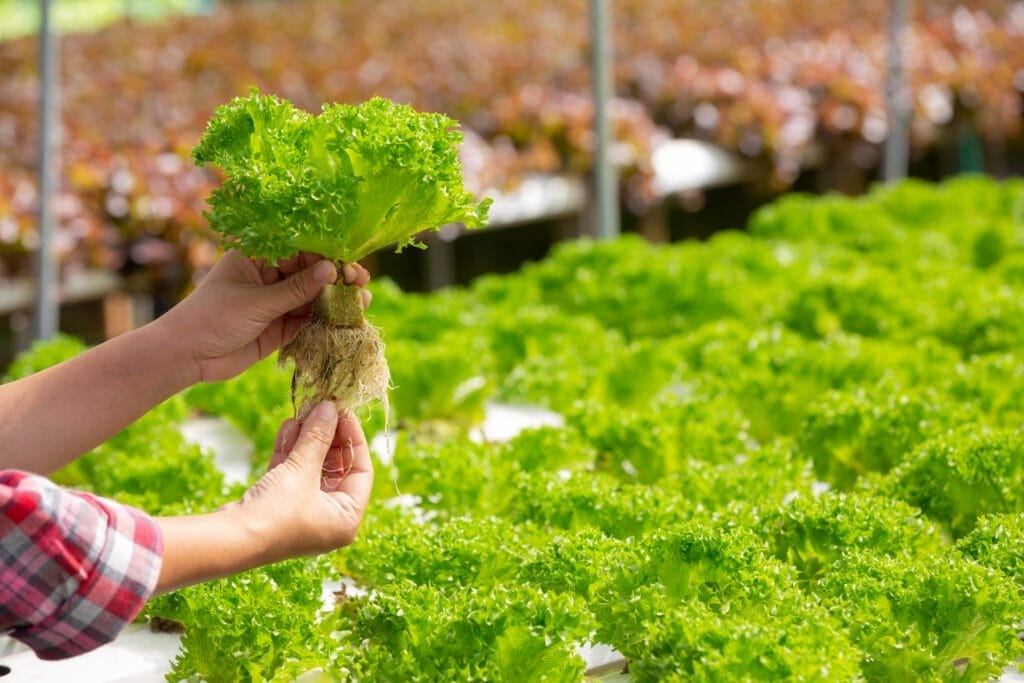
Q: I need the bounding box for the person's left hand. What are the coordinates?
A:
[154,402,373,594]
[158,250,371,384]
[239,402,374,560]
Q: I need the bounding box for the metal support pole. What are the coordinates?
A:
[883,0,910,183]
[34,0,60,340]
[590,0,620,239]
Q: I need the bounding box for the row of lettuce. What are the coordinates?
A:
[4,175,1024,681]
[3,1,1022,283]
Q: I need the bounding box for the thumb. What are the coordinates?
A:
[264,260,336,316]
[285,401,339,471]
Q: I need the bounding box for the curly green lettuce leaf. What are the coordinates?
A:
[146,558,335,682]
[193,87,490,263]
[509,470,691,539]
[957,513,1024,590]
[333,582,592,682]
[797,387,977,490]
[627,596,863,683]
[762,491,948,584]
[878,426,1024,538]
[817,550,1023,681]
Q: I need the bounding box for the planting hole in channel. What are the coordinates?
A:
[0,664,11,677]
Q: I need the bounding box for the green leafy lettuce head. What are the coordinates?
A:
[192,87,491,264]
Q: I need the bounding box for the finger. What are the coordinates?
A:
[336,410,368,454]
[280,315,309,349]
[361,289,373,309]
[331,412,373,509]
[332,459,373,512]
[352,263,371,287]
[262,260,336,318]
[212,249,253,283]
[321,422,347,474]
[286,301,315,320]
[278,251,325,275]
[256,259,280,285]
[340,263,371,288]
[321,445,346,490]
[321,414,357,488]
[257,304,315,355]
[268,418,300,471]
[286,401,339,470]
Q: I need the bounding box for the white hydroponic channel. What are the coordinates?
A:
[1,404,1022,682]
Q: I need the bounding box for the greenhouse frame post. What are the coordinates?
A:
[34,0,60,341]
[590,0,620,239]
[883,0,910,183]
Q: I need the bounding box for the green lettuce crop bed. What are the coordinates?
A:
[6,176,1024,681]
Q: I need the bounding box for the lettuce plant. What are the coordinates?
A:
[193,88,490,419]
[193,88,489,263]
[880,426,1024,538]
[957,513,1024,589]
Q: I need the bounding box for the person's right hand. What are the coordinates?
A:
[239,401,374,561]
[157,250,372,385]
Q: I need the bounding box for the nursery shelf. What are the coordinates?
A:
[0,269,122,317]
[451,138,753,236]
[419,137,754,288]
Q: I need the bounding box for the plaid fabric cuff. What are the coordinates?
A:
[8,483,163,660]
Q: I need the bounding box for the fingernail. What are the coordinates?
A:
[342,263,357,284]
[314,260,336,285]
[313,401,337,421]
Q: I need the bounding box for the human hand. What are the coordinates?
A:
[153,401,373,593]
[239,401,374,560]
[158,250,372,384]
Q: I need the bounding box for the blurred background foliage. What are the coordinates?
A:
[0,0,207,40]
[0,0,1021,326]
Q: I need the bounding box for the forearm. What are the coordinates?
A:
[0,318,197,474]
[154,505,273,594]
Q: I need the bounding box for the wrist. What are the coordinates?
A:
[154,505,275,594]
[219,502,279,566]
[136,314,203,389]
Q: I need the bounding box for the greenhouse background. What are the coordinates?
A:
[1,0,1024,681]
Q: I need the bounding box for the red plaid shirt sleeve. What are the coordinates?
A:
[0,470,163,660]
